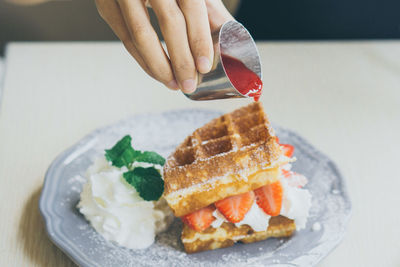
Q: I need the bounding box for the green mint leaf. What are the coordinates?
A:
[123,167,164,201]
[134,151,166,166]
[105,134,165,169]
[105,135,137,168]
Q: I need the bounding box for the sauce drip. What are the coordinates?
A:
[221,54,263,101]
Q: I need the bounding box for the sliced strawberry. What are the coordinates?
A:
[280,144,294,157]
[254,181,283,216]
[215,191,255,223]
[181,206,215,232]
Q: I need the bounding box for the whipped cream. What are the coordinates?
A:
[77,157,173,249]
[212,202,271,232]
[210,171,311,232]
[280,178,312,230]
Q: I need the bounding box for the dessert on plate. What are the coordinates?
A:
[163,102,311,253]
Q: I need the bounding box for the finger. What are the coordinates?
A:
[95,0,171,87]
[117,0,178,90]
[150,0,197,94]
[95,0,151,76]
[178,0,213,74]
[205,0,234,32]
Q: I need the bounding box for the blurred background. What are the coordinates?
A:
[1,0,400,55]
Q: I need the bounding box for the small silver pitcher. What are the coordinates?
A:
[184,20,262,101]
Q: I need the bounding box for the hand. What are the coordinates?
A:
[95,0,234,93]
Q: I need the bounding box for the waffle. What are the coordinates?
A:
[181,216,295,253]
[163,102,285,217]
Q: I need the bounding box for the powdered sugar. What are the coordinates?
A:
[312,222,322,232]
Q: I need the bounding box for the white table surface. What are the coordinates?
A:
[0,41,399,267]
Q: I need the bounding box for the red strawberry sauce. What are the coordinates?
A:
[221,54,263,101]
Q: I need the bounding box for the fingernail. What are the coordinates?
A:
[181,79,196,94]
[167,79,179,90]
[197,56,211,74]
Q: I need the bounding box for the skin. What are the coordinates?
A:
[95,0,234,93]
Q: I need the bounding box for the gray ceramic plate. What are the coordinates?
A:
[39,109,351,267]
